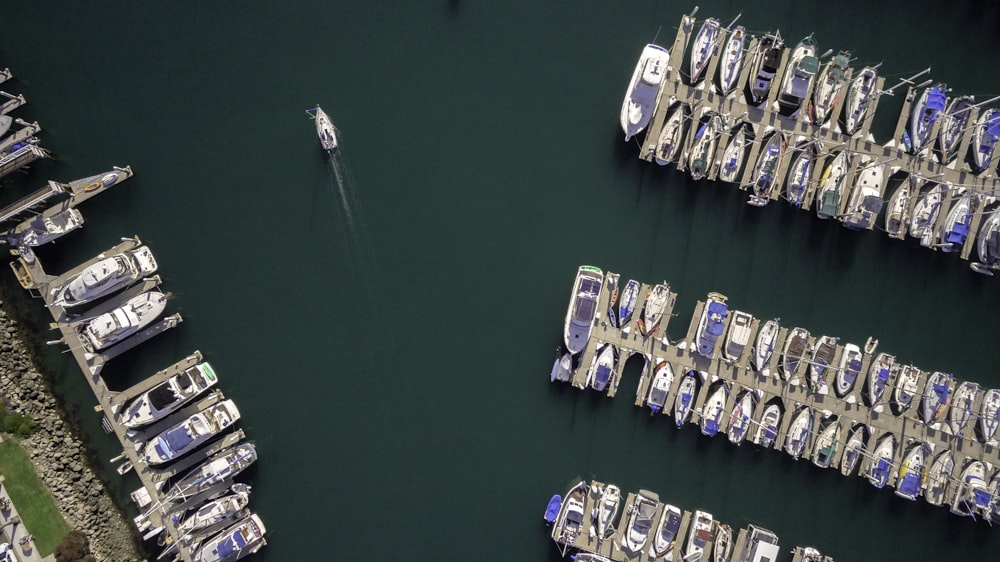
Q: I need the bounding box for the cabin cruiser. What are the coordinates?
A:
[143,400,241,465]
[785,142,819,208]
[865,432,896,489]
[971,108,1000,172]
[948,381,979,438]
[752,318,780,372]
[688,113,724,181]
[979,388,1000,442]
[552,481,587,549]
[695,292,729,359]
[646,360,674,414]
[747,33,784,106]
[908,183,945,247]
[971,205,1000,275]
[700,383,728,437]
[7,207,84,250]
[728,391,755,445]
[808,336,837,392]
[190,513,266,562]
[723,310,752,363]
[689,18,721,86]
[638,283,671,337]
[892,365,922,416]
[840,424,867,477]
[842,67,878,136]
[924,450,954,506]
[920,371,954,425]
[674,371,699,428]
[621,44,672,141]
[650,504,682,559]
[815,151,849,219]
[716,26,746,95]
[781,327,810,380]
[564,266,603,354]
[78,290,168,352]
[784,406,813,459]
[591,483,621,539]
[811,418,841,469]
[776,35,819,115]
[307,106,338,152]
[717,124,748,183]
[809,51,850,125]
[865,352,895,407]
[118,361,219,429]
[621,490,659,553]
[50,246,158,308]
[950,459,991,518]
[617,279,640,328]
[746,132,786,207]
[654,104,688,166]
[175,484,252,538]
[939,191,974,253]
[909,83,948,153]
[834,343,863,398]
[586,343,618,393]
[755,401,782,448]
[884,176,915,239]
[840,156,885,230]
[937,95,975,163]
[895,442,927,501]
[167,442,258,502]
[685,510,714,562]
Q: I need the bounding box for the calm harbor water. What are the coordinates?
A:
[4,1,1000,560]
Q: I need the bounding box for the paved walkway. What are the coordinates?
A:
[0,476,56,562]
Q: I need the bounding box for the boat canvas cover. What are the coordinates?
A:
[927,88,947,112]
[216,530,247,559]
[898,473,921,497]
[544,495,562,523]
[946,222,970,244]
[161,426,195,453]
[707,303,728,335]
[800,56,819,75]
[877,368,890,382]
[705,420,719,435]
[595,365,611,387]
[975,489,992,508]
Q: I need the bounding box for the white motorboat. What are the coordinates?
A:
[564,266,603,354]
[586,343,618,393]
[938,191,974,253]
[621,490,659,553]
[747,33,784,106]
[621,44,671,141]
[865,432,896,489]
[190,513,266,562]
[808,335,837,393]
[688,112,724,181]
[978,388,1000,442]
[754,401,782,448]
[784,406,813,459]
[727,390,755,445]
[780,327,810,380]
[79,290,168,351]
[695,292,729,359]
[834,343,863,398]
[638,283,671,337]
[176,484,252,537]
[809,51,850,125]
[717,124,748,183]
[776,35,819,115]
[919,371,954,426]
[937,95,975,163]
[552,481,587,549]
[811,418,841,469]
[7,207,84,249]
[909,83,948,153]
[716,26,746,95]
[646,360,674,414]
[118,361,219,429]
[689,18,721,86]
[700,383,728,437]
[722,309,752,363]
[971,108,1000,172]
[840,424,867,477]
[674,371,698,428]
[751,318,780,372]
[948,381,979,438]
[684,510,714,562]
[950,459,990,518]
[650,504,682,559]
[865,352,895,407]
[924,450,954,506]
[815,151,849,219]
[785,142,819,208]
[909,183,946,247]
[895,442,927,501]
[307,105,338,152]
[653,104,688,166]
[892,365,922,416]
[143,400,241,465]
[842,66,877,136]
[591,483,621,539]
[168,442,258,502]
[50,246,158,308]
[840,156,885,230]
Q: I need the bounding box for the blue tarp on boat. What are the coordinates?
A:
[898,473,921,497]
[705,420,719,436]
[927,88,947,112]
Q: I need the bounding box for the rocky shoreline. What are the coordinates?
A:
[0,300,144,562]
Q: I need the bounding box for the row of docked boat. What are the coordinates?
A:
[0,70,47,181]
[619,13,1000,276]
[546,479,785,562]
[551,267,1000,521]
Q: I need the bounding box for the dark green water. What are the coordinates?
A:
[4,1,1000,560]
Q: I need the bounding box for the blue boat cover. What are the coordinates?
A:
[975,489,992,508]
[988,114,1000,138]
[595,366,611,385]
[707,302,728,315]
[764,426,777,441]
[217,530,246,559]
[927,88,947,112]
[877,368,890,382]
[580,278,601,294]
[705,420,719,435]
[162,427,194,454]
[544,495,562,523]
[899,473,920,497]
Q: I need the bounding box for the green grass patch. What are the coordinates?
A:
[0,438,70,556]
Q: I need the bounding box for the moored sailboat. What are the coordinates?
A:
[646,360,675,414]
[840,424,867,477]
[751,318,780,372]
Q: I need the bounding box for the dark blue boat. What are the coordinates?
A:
[544,494,562,523]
